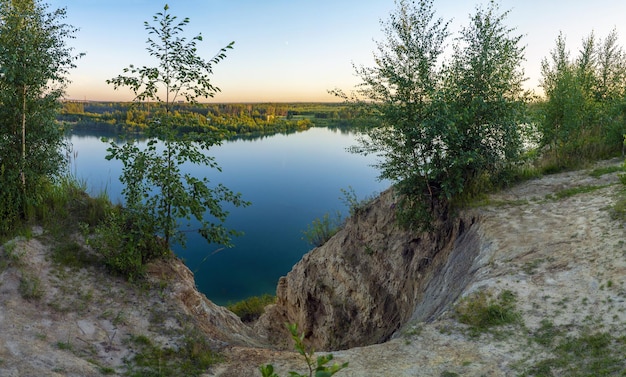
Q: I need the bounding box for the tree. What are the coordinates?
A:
[442,0,528,190]
[105,4,247,250]
[339,0,527,229]
[336,0,451,228]
[0,0,80,232]
[539,30,626,165]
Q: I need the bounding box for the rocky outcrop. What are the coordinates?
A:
[257,188,480,351]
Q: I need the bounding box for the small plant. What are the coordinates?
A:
[227,294,276,322]
[455,289,521,337]
[553,185,604,200]
[339,186,376,218]
[260,323,348,377]
[302,211,343,247]
[589,165,623,178]
[19,271,44,300]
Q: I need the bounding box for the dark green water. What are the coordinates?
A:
[69,127,388,305]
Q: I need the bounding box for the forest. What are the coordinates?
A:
[58,101,359,137]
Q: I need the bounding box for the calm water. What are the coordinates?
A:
[68,127,389,305]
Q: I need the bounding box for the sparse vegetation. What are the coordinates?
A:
[455,289,521,337]
[260,323,348,377]
[552,184,606,199]
[521,327,626,377]
[589,165,623,178]
[123,331,222,377]
[227,294,276,322]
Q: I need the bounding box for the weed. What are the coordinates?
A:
[589,165,623,178]
[340,186,377,218]
[227,294,276,322]
[302,211,343,247]
[98,366,116,375]
[124,331,221,377]
[522,259,544,275]
[56,341,73,351]
[51,241,96,269]
[440,372,460,377]
[19,271,44,300]
[2,240,25,267]
[455,289,521,337]
[260,323,348,377]
[553,185,605,200]
[521,330,626,376]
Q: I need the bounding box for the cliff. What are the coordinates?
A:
[256,188,480,350]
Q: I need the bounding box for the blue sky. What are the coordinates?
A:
[48,0,626,102]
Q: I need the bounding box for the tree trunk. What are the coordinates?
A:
[21,84,26,191]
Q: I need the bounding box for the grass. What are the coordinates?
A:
[455,289,521,338]
[227,294,276,322]
[18,270,44,300]
[549,184,606,200]
[123,332,222,377]
[520,326,626,376]
[589,165,624,178]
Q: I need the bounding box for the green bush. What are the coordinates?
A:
[89,207,169,281]
[302,211,343,247]
[227,294,276,322]
[455,290,521,337]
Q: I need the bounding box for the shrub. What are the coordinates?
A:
[455,289,521,337]
[227,294,276,322]
[302,211,343,247]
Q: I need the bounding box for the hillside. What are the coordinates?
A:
[1,159,625,376]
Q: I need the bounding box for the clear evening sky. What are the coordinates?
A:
[48,0,626,103]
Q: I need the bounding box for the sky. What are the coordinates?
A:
[47,0,626,103]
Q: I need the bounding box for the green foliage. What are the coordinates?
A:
[522,328,626,377]
[589,165,623,178]
[339,0,528,230]
[538,29,626,168]
[89,207,169,281]
[0,0,81,234]
[455,290,521,337]
[260,323,348,377]
[227,294,276,322]
[123,332,221,377]
[302,211,343,247]
[18,270,43,300]
[105,4,248,252]
[552,184,605,200]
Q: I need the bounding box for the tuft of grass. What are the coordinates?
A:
[589,165,623,178]
[19,271,44,300]
[51,241,96,269]
[227,294,276,322]
[553,185,605,200]
[455,290,521,337]
[611,188,626,221]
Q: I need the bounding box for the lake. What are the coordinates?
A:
[68,127,389,305]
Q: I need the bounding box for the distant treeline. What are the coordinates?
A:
[58,101,361,137]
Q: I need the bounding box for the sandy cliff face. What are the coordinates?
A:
[257,188,481,351]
